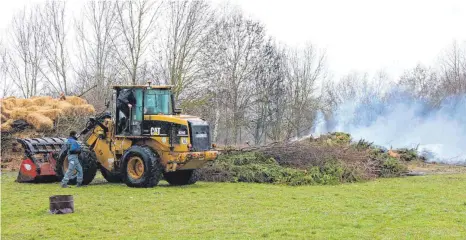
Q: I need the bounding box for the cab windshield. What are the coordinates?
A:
[144,89,172,115]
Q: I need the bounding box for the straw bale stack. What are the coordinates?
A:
[71,104,95,115]
[1,104,12,117]
[1,95,95,132]
[15,98,34,107]
[31,96,53,105]
[37,109,63,120]
[46,100,67,108]
[1,119,14,132]
[46,100,74,114]
[26,106,40,111]
[26,113,54,131]
[58,101,75,115]
[65,96,88,105]
[9,108,31,120]
[2,98,16,110]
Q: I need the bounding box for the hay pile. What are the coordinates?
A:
[1,113,92,171]
[1,119,14,132]
[1,96,95,132]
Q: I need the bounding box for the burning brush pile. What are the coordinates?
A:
[1,95,95,170]
[199,132,424,185]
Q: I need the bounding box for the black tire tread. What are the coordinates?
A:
[163,169,199,186]
[122,145,163,188]
[55,145,98,185]
[100,165,122,183]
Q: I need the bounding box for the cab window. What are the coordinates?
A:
[144,89,172,115]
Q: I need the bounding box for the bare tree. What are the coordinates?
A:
[0,41,15,98]
[398,64,439,101]
[114,0,161,85]
[201,10,266,144]
[284,44,327,138]
[156,0,214,100]
[40,1,69,95]
[7,7,46,98]
[75,0,121,106]
[438,41,466,96]
[247,39,286,144]
[326,72,382,105]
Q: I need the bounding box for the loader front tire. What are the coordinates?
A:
[56,146,98,185]
[163,170,199,186]
[122,146,163,188]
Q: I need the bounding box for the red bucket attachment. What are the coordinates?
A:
[17,158,37,182]
[17,157,60,183]
[16,138,66,183]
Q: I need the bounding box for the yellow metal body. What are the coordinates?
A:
[85,115,218,173]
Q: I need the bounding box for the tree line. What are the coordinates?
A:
[1,0,465,146]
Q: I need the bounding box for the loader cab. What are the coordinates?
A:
[113,85,175,136]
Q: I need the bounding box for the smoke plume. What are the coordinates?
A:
[312,91,466,164]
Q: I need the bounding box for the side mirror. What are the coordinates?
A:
[174,108,182,114]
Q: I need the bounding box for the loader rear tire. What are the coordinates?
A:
[122,146,163,188]
[100,166,122,183]
[163,170,199,186]
[56,145,98,185]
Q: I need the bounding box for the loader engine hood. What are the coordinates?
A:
[187,119,211,152]
[172,115,212,151]
[141,115,212,151]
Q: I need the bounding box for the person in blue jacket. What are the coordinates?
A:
[60,131,84,188]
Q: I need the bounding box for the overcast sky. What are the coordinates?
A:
[1,0,465,81]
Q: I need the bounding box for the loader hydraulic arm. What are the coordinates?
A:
[78,112,111,137]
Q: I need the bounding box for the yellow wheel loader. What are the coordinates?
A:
[16,84,218,187]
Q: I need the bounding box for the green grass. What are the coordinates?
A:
[2,172,466,240]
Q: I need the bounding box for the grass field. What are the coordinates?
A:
[2,172,466,240]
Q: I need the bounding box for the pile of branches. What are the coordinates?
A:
[259,141,379,179]
[199,132,421,185]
